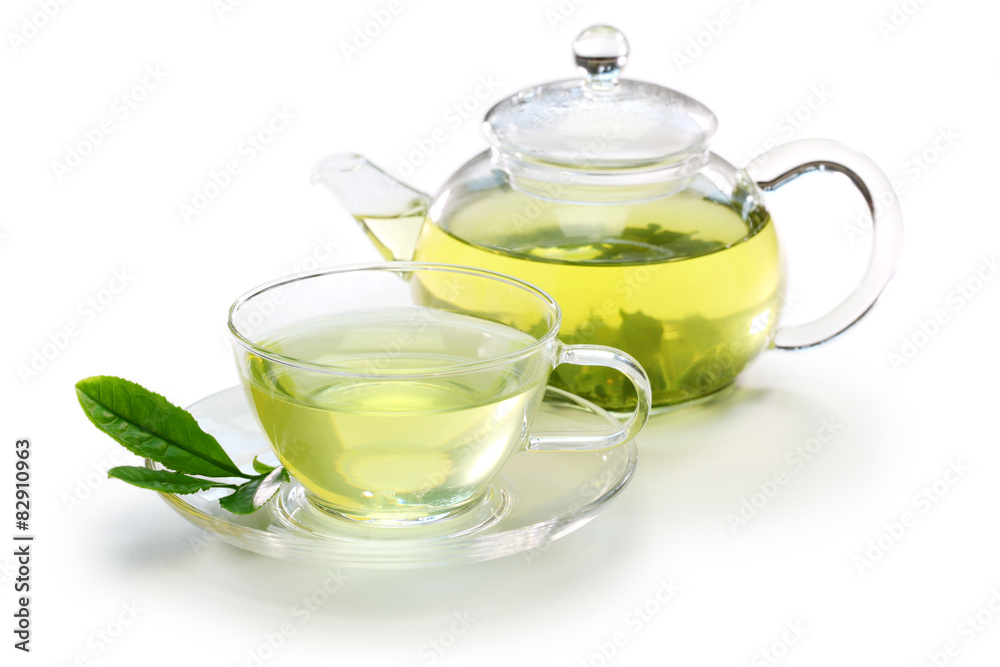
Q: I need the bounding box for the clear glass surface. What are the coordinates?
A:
[484,25,717,172]
[749,139,904,349]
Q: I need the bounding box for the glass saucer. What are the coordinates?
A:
[149,386,638,568]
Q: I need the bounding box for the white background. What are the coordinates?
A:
[3,0,1000,665]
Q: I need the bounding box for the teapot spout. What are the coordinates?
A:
[312,153,431,261]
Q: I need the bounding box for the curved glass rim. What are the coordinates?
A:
[227,262,563,378]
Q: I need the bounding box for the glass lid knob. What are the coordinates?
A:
[573,25,629,89]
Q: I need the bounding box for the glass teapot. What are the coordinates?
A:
[313,25,902,412]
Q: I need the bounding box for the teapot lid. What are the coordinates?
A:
[483,25,717,172]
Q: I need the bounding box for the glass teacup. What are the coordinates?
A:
[228,264,650,526]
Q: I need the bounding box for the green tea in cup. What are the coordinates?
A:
[228,264,651,526]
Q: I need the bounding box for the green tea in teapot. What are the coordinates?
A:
[413,191,783,411]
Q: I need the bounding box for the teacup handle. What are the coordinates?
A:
[749,139,903,350]
[528,344,651,452]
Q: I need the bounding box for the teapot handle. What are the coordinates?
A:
[749,139,903,350]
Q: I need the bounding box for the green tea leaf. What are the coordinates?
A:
[76,376,247,478]
[618,309,664,356]
[251,456,276,475]
[108,466,235,494]
[218,467,290,515]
